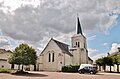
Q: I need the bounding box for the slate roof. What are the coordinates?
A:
[110,52,120,56]
[77,16,83,35]
[88,57,93,62]
[53,39,73,56]
[40,38,73,56]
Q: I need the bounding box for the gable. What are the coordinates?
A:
[40,38,72,56]
[40,38,62,55]
[0,49,11,60]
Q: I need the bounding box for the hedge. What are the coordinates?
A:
[0,68,27,74]
[0,68,13,73]
[62,65,79,72]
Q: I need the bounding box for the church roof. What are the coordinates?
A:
[40,38,73,56]
[77,16,83,35]
[52,39,73,56]
[88,57,93,61]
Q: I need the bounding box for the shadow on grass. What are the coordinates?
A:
[13,73,48,77]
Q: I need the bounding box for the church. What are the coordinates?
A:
[37,16,93,71]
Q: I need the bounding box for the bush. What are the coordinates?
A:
[62,65,79,72]
[12,70,28,75]
[0,68,27,75]
[0,68,13,73]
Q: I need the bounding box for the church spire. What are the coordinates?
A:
[76,15,83,35]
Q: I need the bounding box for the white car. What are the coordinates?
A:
[78,64,93,71]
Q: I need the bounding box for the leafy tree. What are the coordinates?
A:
[96,57,114,72]
[8,43,37,71]
[103,57,114,72]
[96,58,104,71]
[112,55,120,72]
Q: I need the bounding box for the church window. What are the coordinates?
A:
[84,43,86,48]
[76,42,77,46]
[48,53,51,62]
[52,53,54,62]
[78,42,80,47]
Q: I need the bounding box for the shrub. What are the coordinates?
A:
[0,68,12,73]
[62,65,79,72]
[12,70,28,75]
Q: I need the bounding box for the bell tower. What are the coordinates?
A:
[71,16,87,49]
[70,15,88,65]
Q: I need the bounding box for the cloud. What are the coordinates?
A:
[109,43,120,53]
[0,36,10,47]
[103,43,108,46]
[88,35,96,40]
[88,48,107,60]
[0,0,120,54]
[92,53,107,60]
[88,48,99,56]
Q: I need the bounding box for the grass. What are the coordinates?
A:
[0,68,28,74]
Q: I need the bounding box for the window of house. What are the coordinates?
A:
[48,53,51,62]
[52,53,54,62]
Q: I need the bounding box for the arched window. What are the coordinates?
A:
[52,53,54,62]
[84,43,86,48]
[48,53,51,62]
[78,42,80,47]
[76,42,77,46]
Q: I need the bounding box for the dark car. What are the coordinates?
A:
[78,66,97,74]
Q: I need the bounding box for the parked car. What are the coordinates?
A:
[78,64,97,74]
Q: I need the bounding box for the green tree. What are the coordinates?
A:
[112,55,120,72]
[96,58,104,71]
[8,43,37,71]
[103,57,114,72]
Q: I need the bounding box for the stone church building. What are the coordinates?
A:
[38,16,93,71]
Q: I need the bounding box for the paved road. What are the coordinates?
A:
[0,71,120,79]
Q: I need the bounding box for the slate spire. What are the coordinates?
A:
[77,15,83,35]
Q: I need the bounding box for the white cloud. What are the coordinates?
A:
[103,43,108,46]
[0,0,120,54]
[92,53,107,60]
[88,48,107,60]
[88,35,96,40]
[109,43,120,53]
[88,48,99,56]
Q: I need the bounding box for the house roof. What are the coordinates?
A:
[0,49,12,54]
[40,38,73,56]
[110,52,120,56]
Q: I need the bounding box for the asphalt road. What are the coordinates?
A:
[0,71,120,79]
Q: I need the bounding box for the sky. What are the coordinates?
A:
[0,0,120,60]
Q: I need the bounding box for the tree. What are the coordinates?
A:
[8,43,37,71]
[96,57,114,72]
[96,58,104,71]
[103,57,114,72]
[112,55,120,72]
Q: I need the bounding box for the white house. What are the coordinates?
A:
[0,49,12,69]
[38,16,93,71]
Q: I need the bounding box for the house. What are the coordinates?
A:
[0,49,12,69]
